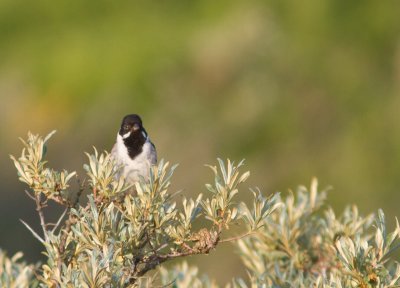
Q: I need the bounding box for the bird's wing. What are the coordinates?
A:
[149,141,157,164]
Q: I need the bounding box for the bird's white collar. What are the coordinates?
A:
[122,131,131,139]
[121,131,149,140]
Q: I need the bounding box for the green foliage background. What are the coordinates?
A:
[0,0,399,284]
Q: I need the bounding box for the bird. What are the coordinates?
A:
[111,114,157,186]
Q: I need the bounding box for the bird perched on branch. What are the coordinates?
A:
[111,114,157,185]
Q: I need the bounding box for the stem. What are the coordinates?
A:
[57,178,84,270]
[35,193,48,242]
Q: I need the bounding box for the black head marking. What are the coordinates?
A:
[119,114,148,159]
[119,114,143,136]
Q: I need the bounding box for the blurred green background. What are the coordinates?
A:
[1,0,400,283]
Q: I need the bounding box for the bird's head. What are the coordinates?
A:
[119,114,146,139]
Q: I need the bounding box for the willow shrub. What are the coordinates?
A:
[4,132,400,288]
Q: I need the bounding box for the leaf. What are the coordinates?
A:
[43,130,57,143]
[238,171,250,184]
[205,164,218,176]
[217,158,228,184]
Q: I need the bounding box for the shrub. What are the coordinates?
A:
[0,250,37,288]
[159,182,400,288]
[3,131,400,287]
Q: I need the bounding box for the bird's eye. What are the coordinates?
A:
[133,123,140,131]
[123,125,130,130]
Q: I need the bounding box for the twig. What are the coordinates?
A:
[153,278,177,288]
[51,208,68,233]
[219,230,256,243]
[35,193,48,242]
[20,219,44,243]
[155,243,168,252]
[181,242,194,252]
[24,190,36,201]
[49,195,70,207]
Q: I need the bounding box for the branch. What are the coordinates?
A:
[48,195,70,207]
[136,228,220,278]
[35,193,48,242]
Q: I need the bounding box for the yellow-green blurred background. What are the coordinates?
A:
[1,0,400,283]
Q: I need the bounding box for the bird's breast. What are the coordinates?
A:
[113,137,155,183]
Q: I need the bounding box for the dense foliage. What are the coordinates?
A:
[160,183,400,288]
[3,131,400,287]
[7,132,279,287]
